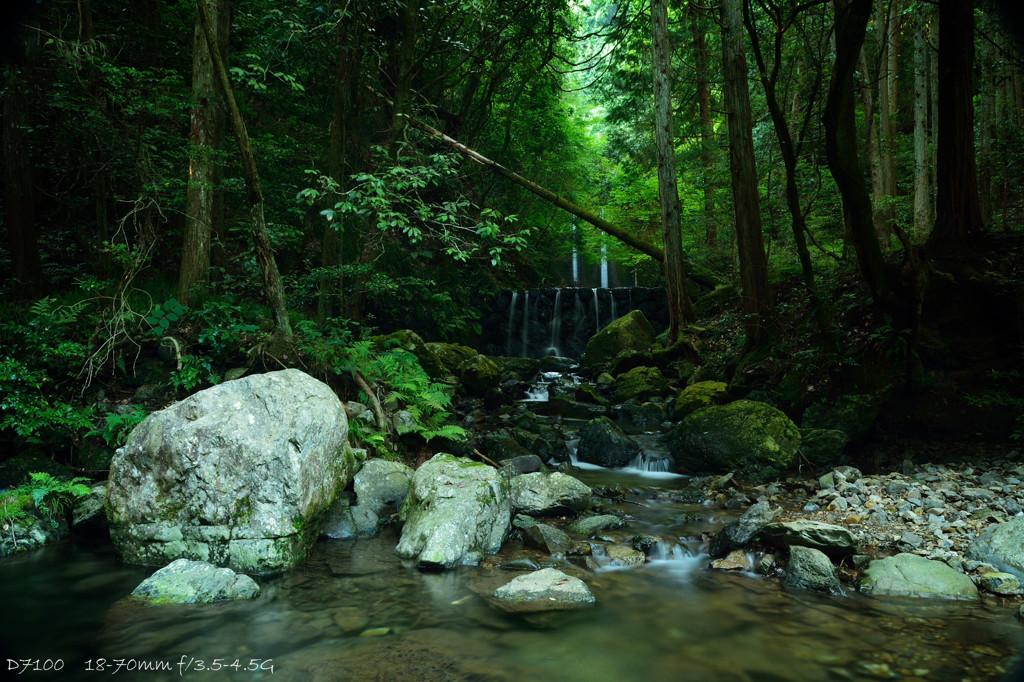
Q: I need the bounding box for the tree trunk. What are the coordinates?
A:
[196,0,292,340]
[692,6,717,246]
[977,7,995,225]
[651,0,695,343]
[825,0,896,308]
[876,0,898,245]
[180,0,228,306]
[927,0,983,252]
[912,4,931,236]
[929,11,939,217]
[721,0,772,348]
[858,49,887,243]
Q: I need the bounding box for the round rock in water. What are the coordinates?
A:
[860,553,979,600]
[130,558,259,604]
[492,567,595,612]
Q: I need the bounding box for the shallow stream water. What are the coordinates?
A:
[2,466,1023,681]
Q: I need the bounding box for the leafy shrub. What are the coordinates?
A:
[0,472,92,531]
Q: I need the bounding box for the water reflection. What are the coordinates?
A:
[1,480,1022,681]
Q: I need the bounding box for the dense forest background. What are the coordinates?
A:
[3,0,1024,472]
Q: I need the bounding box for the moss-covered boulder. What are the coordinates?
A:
[613,366,670,403]
[457,354,502,396]
[673,381,729,420]
[373,329,447,380]
[665,400,801,483]
[489,355,541,381]
[395,454,510,569]
[575,383,609,406]
[425,342,478,375]
[582,310,657,368]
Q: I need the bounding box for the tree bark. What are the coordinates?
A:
[196,0,292,340]
[651,0,695,344]
[977,7,995,224]
[927,0,983,252]
[858,49,887,243]
[180,0,228,306]
[722,0,772,348]
[912,4,931,236]
[876,0,899,245]
[825,0,896,308]
[692,6,717,246]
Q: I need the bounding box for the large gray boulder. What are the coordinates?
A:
[321,458,413,539]
[665,400,801,483]
[107,369,355,575]
[785,546,844,596]
[710,501,776,558]
[966,518,1024,581]
[760,520,859,556]
[511,472,591,516]
[860,553,979,600]
[576,416,641,468]
[395,453,510,569]
[130,558,260,604]
[492,567,595,612]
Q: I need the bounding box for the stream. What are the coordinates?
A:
[2,464,1023,681]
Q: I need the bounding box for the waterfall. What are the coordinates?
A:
[521,290,530,357]
[505,291,518,356]
[571,221,579,284]
[600,243,609,288]
[592,288,600,335]
[547,289,563,356]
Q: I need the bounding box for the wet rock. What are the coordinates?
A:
[617,400,666,430]
[631,535,661,556]
[860,553,979,600]
[966,517,1024,580]
[457,355,503,396]
[760,520,859,556]
[710,549,752,571]
[107,369,354,574]
[576,416,641,468]
[709,500,777,558]
[322,459,412,539]
[395,454,510,569]
[672,381,728,420]
[539,356,576,373]
[575,383,609,406]
[582,310,657,368]
[603,544,646,567]
[785,546,844,596]
[612,366,669,404]
[568,514,625,536]
[511,472,591,516]
[500,454,545,474]
[0,512,68,557]
[546,396,610,420]
[426,342,478,376]
[977,572,1023,595]
[521,523,572,555]
[492,567,595,612]
[130,558,259,604]
[71,482,109,536]
[665,400,801,483]
[818,466,862,489]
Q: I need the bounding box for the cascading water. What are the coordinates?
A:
[600,243,609,288]
[547,289,563,357]
[505,291,518,356]
[592,288,600,335]
[520,290,530,357]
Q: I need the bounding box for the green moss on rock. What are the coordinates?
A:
[582,310,657,368]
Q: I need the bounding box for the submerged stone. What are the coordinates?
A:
[130,558,259,604]
[785,546,844,596]
[492,567,595,612]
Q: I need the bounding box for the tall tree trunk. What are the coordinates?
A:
[825,0,896,308]
[912,4,931,236]
[927,0,983,251]
[722,0,772,348]
[977,7,995,225]
[743,0,827,337]
[692,6,717,246]
[196,0,292,340]
[929,11,939,217]
[3,34,44,295]
[651,0,695,344]
[858,49,887,242]
[876,0,899,245]
[180,0,228,306]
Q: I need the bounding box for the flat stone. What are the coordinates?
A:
[568,514,625,536]
[860,553,979,600]
[760,520,859,556]
[492,568,595,612]
[130,558,259,604]
[711,550,752,571]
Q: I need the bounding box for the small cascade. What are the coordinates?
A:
[624,453,681,476]
[520,290,530,357]
[600,244,609,288]
[546,289,563,356]
[592,288,600,335]
[505,291,518,356]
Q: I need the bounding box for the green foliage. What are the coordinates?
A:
[145,298,188,337]
[870,315,918,363]
[171,355,221,394]
[85,405,148,449]
[0,358,94,440]
[0,472,92,530]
